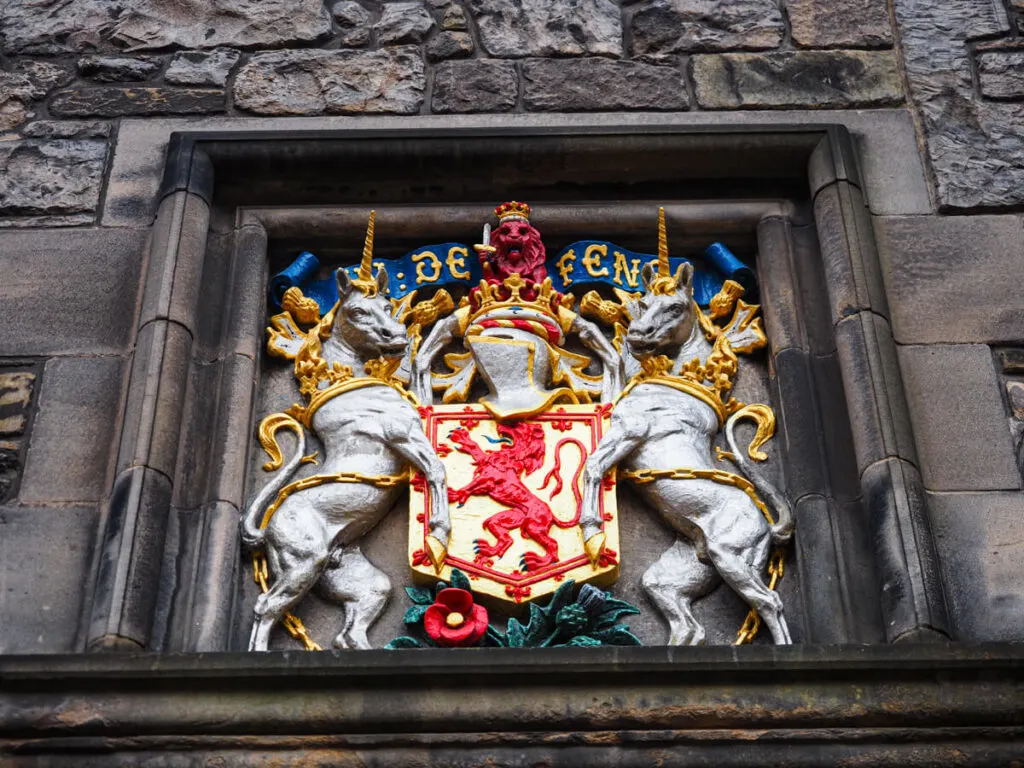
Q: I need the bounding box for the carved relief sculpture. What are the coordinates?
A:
[245,203,794,650]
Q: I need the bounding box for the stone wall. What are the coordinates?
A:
[0,0,1022,658]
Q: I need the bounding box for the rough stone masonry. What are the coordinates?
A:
[0,0,1020,224]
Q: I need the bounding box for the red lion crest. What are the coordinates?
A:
[483,216,548,285]
[447,422,585,571]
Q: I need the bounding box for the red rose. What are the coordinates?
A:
[423,588,489,647]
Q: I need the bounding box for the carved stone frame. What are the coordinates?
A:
[80,124,947,654]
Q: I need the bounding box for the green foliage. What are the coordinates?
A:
[386,570,643,650]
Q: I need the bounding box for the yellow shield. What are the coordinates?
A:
[409,403,620,605]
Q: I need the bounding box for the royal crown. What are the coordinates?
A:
[494,200,531,223]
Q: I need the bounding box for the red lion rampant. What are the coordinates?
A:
[447,423,585,571]
[481,203,548,286]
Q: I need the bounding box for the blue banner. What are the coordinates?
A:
[270,241,755,313]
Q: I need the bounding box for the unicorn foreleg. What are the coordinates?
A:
[581,413,646,553]
[387,416,451,569]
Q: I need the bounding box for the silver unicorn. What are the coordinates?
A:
[580,218,794,646]
[243,220,450,652]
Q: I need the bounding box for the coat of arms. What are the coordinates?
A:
[244,201,795,651]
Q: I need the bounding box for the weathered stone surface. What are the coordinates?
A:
[630,0,784,55]
[51,87,224,117]
[442,2,469,30]
[928,491,1024,641]
[13,60,75,92]
[1007,381,1024,420]
[0,506,98,653]
[978,52,1024,100]
[0,64,73,131]
[523,58,687,111]
[78,55,161,82]
[0,140,107,215]
[0,228,145,357]
[873,215,1024,344]
[898,344,1021,492]
[375,2,435,44]
[431,60,517,113]
[20,357,125,504]
[21,120,112,139]
[895,0,1024,209]
[468,0,622,57]
[692,51,902,108]
[787,0,893,48]
[331,1,371,46]
[0,0,332,54]
[426,31,474,61]
[234,48,425,115]
[165,49,240,87]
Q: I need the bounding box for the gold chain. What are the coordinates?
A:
[253,468,411,651]
[621,466,786,645]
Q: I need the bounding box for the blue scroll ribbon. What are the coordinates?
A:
[270,241,754,313]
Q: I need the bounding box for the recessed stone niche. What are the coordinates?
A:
[84,126,946,653]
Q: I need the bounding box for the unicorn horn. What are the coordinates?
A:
[359,209,376,282]
[657,206,670,277]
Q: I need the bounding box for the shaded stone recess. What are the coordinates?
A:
[0,365,37,503]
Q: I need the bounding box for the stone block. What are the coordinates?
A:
[692,51,902,109]
[630,0,784,55]
[331,1,371,46]
[138,192,211,335]
[161,502,240,652]
[873,215,1024,345]
[468,0,622,57]
[116,320,193,480]
[375,2,435,44]
[20,356,125,504]
[998,348,1024,374]
[0,506,98,653]
[51,87,225,117]
[772,349,829,502]
[165,49,240,88]
[234,48,425,116]
[978,51,1024,100]
[862,457,949,641]
[431,60,518,114]
[87,465,173,648]
[834,312,918,471]
[21,120,111,139]
[814,181,890,323]
[898,344,1020,492]
[928,491,1024,641]
[0,139,107,216]
[786,0,893,49]
[522,58,687,112]
[426,31,474,62]
[442,3,469,30]
[0,228,144,357]
[0,0,332,54]
[77,55,161,83]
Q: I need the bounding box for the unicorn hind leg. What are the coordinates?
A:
[642,537,720,645]
[317,544,391,650]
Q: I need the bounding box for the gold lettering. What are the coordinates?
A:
[612,250,641,288]
[556,249,577,285]
[412,250,442,284]
[446,246,471,279]
[582,243,609,278]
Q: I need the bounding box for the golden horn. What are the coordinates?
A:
[657,206,669,277]
[359,209,376,282]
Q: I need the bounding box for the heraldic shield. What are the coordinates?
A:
[409,404,620,605]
